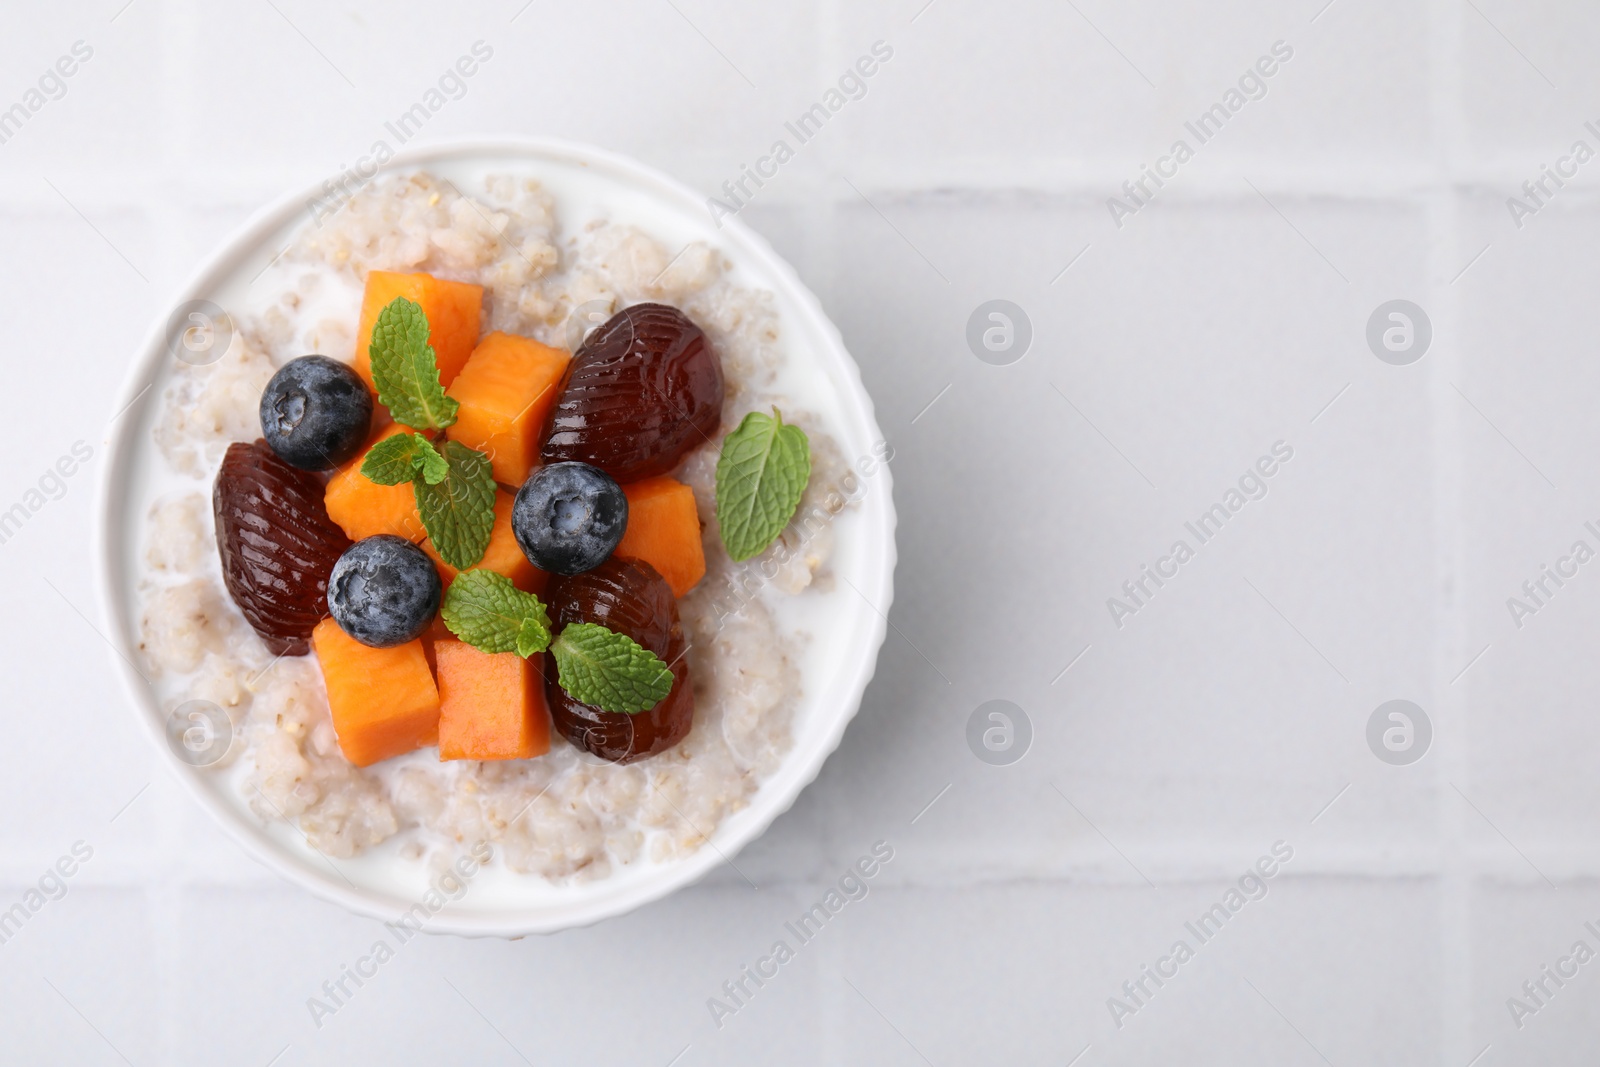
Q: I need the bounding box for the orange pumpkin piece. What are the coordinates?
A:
[435,640,550,761]
[445,331,569,487]
[421,490,548,595]
[323,424,427,543]
[615,476,705,597]
[312,618,441,767]
[352,270,484,394]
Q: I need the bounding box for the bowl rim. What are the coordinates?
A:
[93,134,896,937]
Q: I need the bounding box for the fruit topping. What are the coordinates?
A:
[327,535,442,648]
[324,424,428,543]
[540,303,724,483]
[344,300,499,572]
[214,439,352,656]
[312,618,440,767]
[366,295,460,433]
[352,271,483,396]
[511,461,628,576]
[435,640,550,761]
[445,331,569,487]
[258,355,373,471]
[615,475,706,597]
[543,557,694,763]
[439,568,674,725]
[423,490,548,595]
[213,287,736,770]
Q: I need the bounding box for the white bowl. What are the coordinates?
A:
[95,137,896,936]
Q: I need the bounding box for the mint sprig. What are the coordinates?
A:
[441,570,550,654]
[360,431,448,486]
[360,297,494,570]
[441,572,676,714]
[714,408,811,561]
[416,441,496,570]
[549,623,675,714]
[369,296,458,432]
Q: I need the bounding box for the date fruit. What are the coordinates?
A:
[543,556,694,763]
[214,439,352,655]
[540,303,723,483]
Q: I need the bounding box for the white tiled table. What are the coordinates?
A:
[5,0,1600,1062]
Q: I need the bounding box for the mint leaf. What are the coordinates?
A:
[416,440,496,570]
[415,444,449,485]
[442,582,676,713]
[369,296,459,431]
[714,408,811,561]
[440,569,551,654]
[515,616,548,659]
[550,623,675,714]
[360,431,447,486]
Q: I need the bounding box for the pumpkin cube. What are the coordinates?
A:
[435,640,550,761]
[352,270,484,395]
[422,490,547,594]
[616,476,705,597]
[323,423,426,542]
[312,618,440,767]
[445,331,569,487]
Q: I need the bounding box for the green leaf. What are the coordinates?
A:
[359,431,447,486]
[368,296,459,431]
[515,617,548,659]
[416,440,496,570]
[416,444,449,485]
[714,408,811,561]
[440,569,551,655]
[550,623,676,715]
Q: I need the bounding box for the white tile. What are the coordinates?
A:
[0,10,164,172]
[173,883,826,1066]
[1454,193,1600,850]
[831,0,1434,181]
[1213,0,1434,170]
[816,194,1440,871]
[827,877,1439,1065]
[0,887,157,1065]
[1469,882,1600,1064]
[1459,0,1600,165]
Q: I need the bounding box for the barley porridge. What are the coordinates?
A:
[135,170,866,884]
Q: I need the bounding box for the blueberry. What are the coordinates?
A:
[260,355,373,471]
[512,462,628,576]
[327,535,441,647]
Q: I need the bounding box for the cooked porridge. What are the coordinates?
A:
[136,171,856,882]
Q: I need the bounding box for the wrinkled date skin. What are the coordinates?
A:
[544,557,694,763]
[540,303,724,483]
[214,440,351,655]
